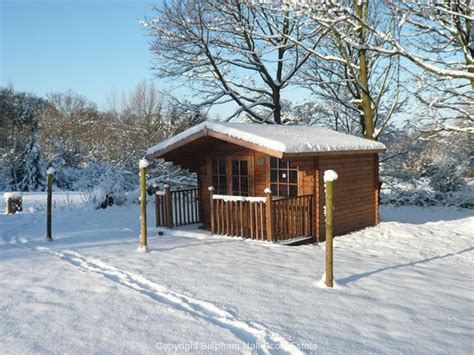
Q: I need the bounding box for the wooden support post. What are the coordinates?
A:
[374,154,380,225]
[46,167,55,241]
[324,170,338,288]
[264,188,273,242]
[153,183,159,227]
[164,184,172,228]
[208,186,215,234]
[313,157,320,244]
[139,159,149,251]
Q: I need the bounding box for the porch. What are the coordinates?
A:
[152,185,314,244]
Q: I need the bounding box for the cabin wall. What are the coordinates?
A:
[317,153,378,239]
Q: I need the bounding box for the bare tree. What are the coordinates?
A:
[122,80,167,146]
[255,0,406,139]
[103,80,206,168]
[141,0,321,124]
[38,91,99,167]
[384,0,473,134]
[385,0,473,85]
[296,0,472,135]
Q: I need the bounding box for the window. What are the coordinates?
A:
[211,159,227,194]
[270,157,298,197]
[231,160,249,196]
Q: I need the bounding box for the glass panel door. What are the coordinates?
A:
[231,159,249,196]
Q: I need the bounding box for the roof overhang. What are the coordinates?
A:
[146,127,285,160]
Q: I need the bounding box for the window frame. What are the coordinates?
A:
[211,159,227,195]
[269,157,298,197]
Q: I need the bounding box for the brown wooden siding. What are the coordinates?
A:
[318,153,378,239]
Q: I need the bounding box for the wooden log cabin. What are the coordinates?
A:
[146,122,386,243]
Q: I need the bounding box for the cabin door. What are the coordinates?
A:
[230,158,249,196]
[210,156,252,196]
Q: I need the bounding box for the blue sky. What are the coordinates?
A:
[0,0,312,117]
[1,0,159,109]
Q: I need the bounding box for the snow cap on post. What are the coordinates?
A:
[208,186,215,191]
[3,192,22,199]
[139,158,149,169]
[324,170,338,182]
[264,187,272,194]
[47,167,56,175]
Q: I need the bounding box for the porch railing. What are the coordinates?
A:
[154,186,200,228]
[211,194,268,240]
[209,187,313,243]
[272,195,313,242]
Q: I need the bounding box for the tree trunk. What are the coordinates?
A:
[273,88,282,124]
[355,0,375,140]
[469,64,474,90]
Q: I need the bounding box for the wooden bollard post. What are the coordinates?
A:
[208,186,215,234]
[46,167,55,241]
[153,183,159,227]
[264,188,273,242]
[164,184,172,228]
[324,169,338,288]
[138,158,149,251]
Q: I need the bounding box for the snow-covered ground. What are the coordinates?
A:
[1,193,473,354]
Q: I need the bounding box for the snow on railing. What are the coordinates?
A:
[212,194,266,203]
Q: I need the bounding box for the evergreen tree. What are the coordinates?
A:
[18,135,47,191]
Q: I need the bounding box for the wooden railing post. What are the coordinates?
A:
[138,159,149,251]
[324,170,338,288]
[208,186,215,234]
[153,183,159,227]
[264,188,273,242]
[46,167,55,241]
[164,184,172,228]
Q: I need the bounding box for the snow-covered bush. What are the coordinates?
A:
[148,159,197,190]
[68,163,135,209]
[380,126,472,208]
[427,157,468,193]
[18,135,47,192]
[382,178,473,208]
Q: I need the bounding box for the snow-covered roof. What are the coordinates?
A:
[146,121,386,158]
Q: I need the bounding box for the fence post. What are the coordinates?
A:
[164,184,172,228]
[138,159,149,251]
[153,183,159,227]
[324,170,338,288]
[264,188,273,242]
[208,186,215,234]
[46,167,55,241]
